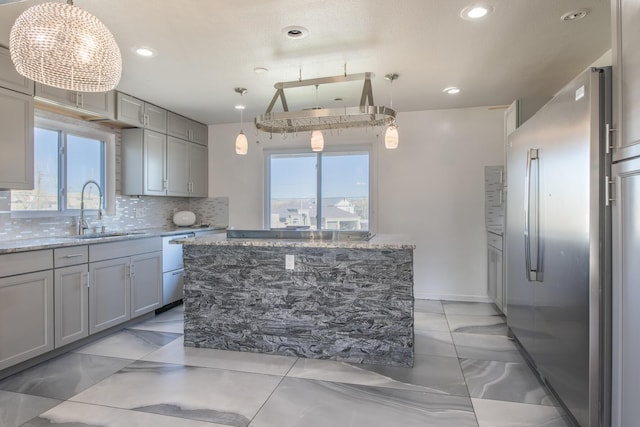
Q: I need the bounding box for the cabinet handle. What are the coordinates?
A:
[64,254,84,258]
[83,272,89,288]
[130,264,135,277]
[138,110,145,125]
[605,123,616,154]
[163,179,168,190]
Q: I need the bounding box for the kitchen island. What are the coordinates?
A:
[179,232,415,367]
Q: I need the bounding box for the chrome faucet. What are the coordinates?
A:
[79,180,103,235]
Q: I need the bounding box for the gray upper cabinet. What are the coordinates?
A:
[166,136,208,197]
[0,86,34,190]
[189,141,208,197]
[612,0,640,161]
[167,111,208,146]
[0,46,33,95]
[167,136,190,197]
[121,128,168,196]
[35,84,115,120]
[116,92,167,133]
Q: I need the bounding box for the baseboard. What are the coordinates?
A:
[414,292,493,303]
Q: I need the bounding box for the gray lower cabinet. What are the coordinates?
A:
[54,264,89,347]
[89,257,130,334]
[89,237,162,334]
[0,270,54,370]
[130,251,162,317]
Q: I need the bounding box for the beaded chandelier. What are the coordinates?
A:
[9,1,122,92]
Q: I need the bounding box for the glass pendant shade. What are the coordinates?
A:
[9,1,122,92]
[385,124,399,149]
[311,130,324,152]
[235,131,248,155]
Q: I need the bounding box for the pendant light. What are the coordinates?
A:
[234,88,248,155]
[310,84,324,152]
[384,73,399,149]
[9,0,121,92]
[311,130,324,152]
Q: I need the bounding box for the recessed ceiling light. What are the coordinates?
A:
[460,4,493,20]
[254,67,269,73]
[561,8,590,22]
[282,25,309,39]
[443,86,462,95]
[133,47,157,57]
[235,105,245,110]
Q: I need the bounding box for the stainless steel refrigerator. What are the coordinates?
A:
[506,67,611,427]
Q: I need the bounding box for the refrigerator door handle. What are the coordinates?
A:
[524,148,541,282]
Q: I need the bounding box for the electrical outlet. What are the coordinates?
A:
[134,207,145,218]
[285,254,295,270]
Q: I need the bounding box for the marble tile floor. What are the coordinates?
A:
[0,300,576,427]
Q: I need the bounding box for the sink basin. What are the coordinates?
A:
[70,231,145,240]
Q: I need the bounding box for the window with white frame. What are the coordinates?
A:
[266,148,371,231]
[10,119,113,214]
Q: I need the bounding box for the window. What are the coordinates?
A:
[266,149,371,231]
[10,118,112,214]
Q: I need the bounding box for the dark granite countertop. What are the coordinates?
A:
[176,232,415,250]
[0,226,227,254]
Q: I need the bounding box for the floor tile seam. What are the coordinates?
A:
[122,357,292,381]
[457,357,561,408]
[278,374,472,400]
[470,396,566,410]
[246,362,296,427]
[50,399,233,426]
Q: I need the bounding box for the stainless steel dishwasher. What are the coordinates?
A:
[161,233,194,306]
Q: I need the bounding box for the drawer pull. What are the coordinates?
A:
[64,254,84,258]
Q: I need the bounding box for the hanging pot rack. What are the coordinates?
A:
[254,72,397,134]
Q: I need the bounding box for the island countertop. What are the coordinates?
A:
[174,232,416,250]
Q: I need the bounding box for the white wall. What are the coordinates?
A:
[209,106,504,301]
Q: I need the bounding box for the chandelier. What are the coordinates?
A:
[254,72,396,134]
[9,0,122,92]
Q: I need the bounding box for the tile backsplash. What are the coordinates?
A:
[0,110,228,241]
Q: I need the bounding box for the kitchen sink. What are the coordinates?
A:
[68,231,146,240]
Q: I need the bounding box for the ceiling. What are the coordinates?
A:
[0,0,611,126]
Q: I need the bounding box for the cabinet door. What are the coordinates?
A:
[189,142,208,197]
[167,112,190,140]
[54,264,89,347]
[487,245,498,303]
[89,257,130,334]
[0,270,54,370]
[0,46,34,95]
[130,251,162,317]
[145,103,167,133]
[166,136,190,197]
[613,0,640,160]
[190,121,208,146]
[77,91,115,119]
[0,86,34,190]
[611,157,640,427]
[35,84,75,106]
[116,92,145,127]
[143,130,167,196]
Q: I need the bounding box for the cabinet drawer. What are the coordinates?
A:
[54,245,88,268]
[0,249,53,278]
[487,232,503,250]
[90,237,162,262]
